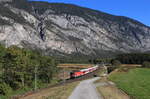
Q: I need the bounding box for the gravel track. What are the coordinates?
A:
[68,77,103,99]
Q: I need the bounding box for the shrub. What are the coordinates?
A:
[0,83,12,96]
[142,61,150,68]
[107,67,117,73]
[111,60,121,67]
[107,60,121,73]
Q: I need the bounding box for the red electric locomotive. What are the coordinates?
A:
[70,65,98,78]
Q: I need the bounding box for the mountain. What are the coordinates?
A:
[0,0,150,58]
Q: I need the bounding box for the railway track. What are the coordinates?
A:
[12,67,101,99]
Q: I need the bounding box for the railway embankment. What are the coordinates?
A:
[20,81,80,99]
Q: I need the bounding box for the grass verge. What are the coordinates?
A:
[95,77,130,99]
[94,67,130,99]
[22,81,79,99]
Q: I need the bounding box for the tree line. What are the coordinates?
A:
[116,53,150,64]
[0,45,58,96]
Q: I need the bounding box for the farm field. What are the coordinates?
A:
[58,64,93,69]
[121,64,141,67]
[109,67,150,99]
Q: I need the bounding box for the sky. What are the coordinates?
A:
[31,0,150,26]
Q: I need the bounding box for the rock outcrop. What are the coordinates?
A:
[0,0,150,57]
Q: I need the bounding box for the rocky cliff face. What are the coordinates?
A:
[0,0,150,57]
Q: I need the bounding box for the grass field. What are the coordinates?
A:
[109,68,150,99]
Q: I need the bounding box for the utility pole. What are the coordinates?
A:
[103,62,108,75]
[63,68,66,84]
[34,66,38,91]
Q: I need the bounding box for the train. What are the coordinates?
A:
[70,65,99,78]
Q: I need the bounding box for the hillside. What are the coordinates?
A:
[0,0,150,58]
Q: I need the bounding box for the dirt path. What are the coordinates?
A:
[68,77,103,99]
[95,77,130,99]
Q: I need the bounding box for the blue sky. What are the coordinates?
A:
[30,0,150,26]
